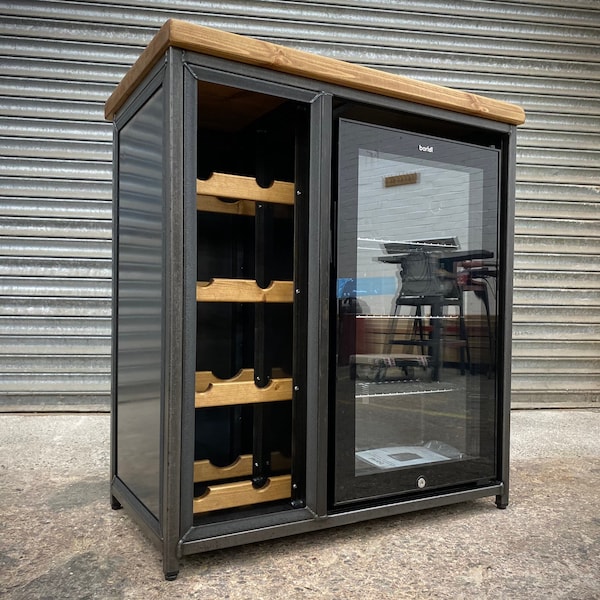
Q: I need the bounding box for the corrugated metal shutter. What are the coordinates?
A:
[1,0,598,409]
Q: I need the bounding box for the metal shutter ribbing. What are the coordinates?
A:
[1,1,598,409]
[1,7,118,409]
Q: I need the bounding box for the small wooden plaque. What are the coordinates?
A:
[384,173,419,187]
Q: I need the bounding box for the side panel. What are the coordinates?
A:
[115,86,165,520]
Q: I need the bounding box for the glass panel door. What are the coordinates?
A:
[333,118,500,506]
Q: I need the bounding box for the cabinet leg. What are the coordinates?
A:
[111,495,122,510]
[495,493,508,510]
[163,548,180,581]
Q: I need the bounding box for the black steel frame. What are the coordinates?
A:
[110,47,515,580]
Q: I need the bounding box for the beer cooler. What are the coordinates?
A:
[106,20,525,579]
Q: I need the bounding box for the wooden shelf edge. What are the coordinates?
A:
[197,194,257,216]
[196,278,294,303]
[195,377,293,408]
[196,368,289,392]
[194,451,292,482]
[196,368,254,391]
[193,474,292,514]
[194,454,254,482]
[196,173,294,205]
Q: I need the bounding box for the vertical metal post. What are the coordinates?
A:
[304,92,332,516]
[179,63,200,545]
[289,104,309,507]
[162,47,185,579]
[253,200,274,486]
[496,126,517,510]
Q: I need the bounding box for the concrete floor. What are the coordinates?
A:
[0,409,599,599]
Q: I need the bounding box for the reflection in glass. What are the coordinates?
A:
[335,119,499,498]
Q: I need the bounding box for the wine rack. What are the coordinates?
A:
[193,173,295,514]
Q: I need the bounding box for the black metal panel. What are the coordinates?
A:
[115,85,165,521]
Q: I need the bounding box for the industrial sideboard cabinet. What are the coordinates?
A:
[106,20,525,579]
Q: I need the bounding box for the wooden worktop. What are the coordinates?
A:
[104,18,525,125]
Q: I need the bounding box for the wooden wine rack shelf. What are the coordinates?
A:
[197,194,257,216]
[196,368,253,391]
[196,278,294,303]
[196,172,295,205]
[194,454,254,482]
[194,452,291,483]
[196,368,288,392]
[195,377,293,408]
[193,474,292,514]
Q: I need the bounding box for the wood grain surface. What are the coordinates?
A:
[105,19,525,125]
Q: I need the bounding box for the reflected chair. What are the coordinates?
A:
[459,261,496,377]
[386,251,470,381]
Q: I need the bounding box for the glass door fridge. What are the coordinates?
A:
[333,117,502,507]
